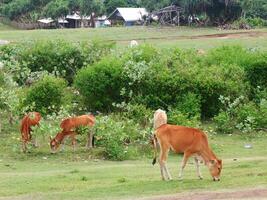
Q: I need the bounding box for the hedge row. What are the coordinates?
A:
[75,45,266,118]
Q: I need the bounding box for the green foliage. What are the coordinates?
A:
[246,17,267,27]
[1,40,114,85]
[214,94,267,134]
[42,0,68,19]
[94,115,147,160]
[74,56,124,111]
[173,92,201,119]
[23,75,67,115]
[168,109,200,128]
[19,40,84,84]
[213,111,234,134]
[122,103,153,127]
[80,40,115,66]
[244,53,267,90]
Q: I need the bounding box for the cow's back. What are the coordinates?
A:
[60,115,95,131]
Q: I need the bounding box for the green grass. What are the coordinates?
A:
[0,26,267,49]
[0,118,267,200]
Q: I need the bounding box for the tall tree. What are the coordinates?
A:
[43,0,68,20]
[79,0,104,27]
[104,0,128,14]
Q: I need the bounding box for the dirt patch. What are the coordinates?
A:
[137,188,267,200]
[112,31,267,43]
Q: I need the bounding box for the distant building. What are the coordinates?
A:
[37,18,56,28]
[108,8,148,26]
[66,13,81,28]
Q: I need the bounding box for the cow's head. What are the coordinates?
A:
[208,159,222,181]
[49,136,60,153]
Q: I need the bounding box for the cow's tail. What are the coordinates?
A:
[152,134,158,165]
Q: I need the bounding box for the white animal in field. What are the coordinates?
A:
[129,40,138,47]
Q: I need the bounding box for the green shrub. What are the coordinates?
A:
[213,112,234,134]
[245,54,267,90]
[214,95,267,134]
[168,108,200,128]
[124,44,159,63]
[19,40,84,84]
[246,17,267,27]
[74,57,124,111]
[174,92,201,119]
[94,115,145,160]
[23,75,67,115]
[80,40,115,66]
[122,103,153,128]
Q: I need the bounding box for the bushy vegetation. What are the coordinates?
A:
[1,0,266,26]
[1,40,267,160]
[22,75,68,115]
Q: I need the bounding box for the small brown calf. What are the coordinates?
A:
[152,109,222,181]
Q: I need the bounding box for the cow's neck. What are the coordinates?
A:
[200,147,217,164]
[54,132,66,143]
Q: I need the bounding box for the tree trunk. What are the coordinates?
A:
[90,13,95,28]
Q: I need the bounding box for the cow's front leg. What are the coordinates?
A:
[178,151,191,180]
[194,157,203,179]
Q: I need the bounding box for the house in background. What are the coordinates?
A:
[37,18,56,28]
[95,16,111,28]
[66,13,81,28]
[108,8,148,26]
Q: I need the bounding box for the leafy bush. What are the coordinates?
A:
[121,103,153,128]
[80,40,115,66]
[213,112,234,134]
[23,75,67,115]
[214,95,267,134]
[94,115,147,160]
[74,57,124,111]
[245,54,267,90]
[19,40,84,84]
[168,108,200,128]
[246,17,267,27]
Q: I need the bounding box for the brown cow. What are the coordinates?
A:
[152,109,222,181]
[20,112,41,152]
[50,114,95,153]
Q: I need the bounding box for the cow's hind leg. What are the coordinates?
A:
[70,132,76,152]
[178,151,191,180]
[159,143,172,181]
[194,157,203,179]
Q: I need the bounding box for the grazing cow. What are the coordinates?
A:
[152,109,222,181]
[50,114,95,153]
[20,112,41,152]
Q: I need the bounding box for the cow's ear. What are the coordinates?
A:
[218,159,222,165]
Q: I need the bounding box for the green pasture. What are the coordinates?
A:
[1,26,267,199]
[0,117,266,200]
[0,26,267,49]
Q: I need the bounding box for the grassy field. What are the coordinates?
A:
[1,26,267,199]
[0,118,267,200]
[0,26,267,49]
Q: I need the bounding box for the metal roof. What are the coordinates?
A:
[108,8,148,22]
[37,18,54,24]
[66,13,81,20]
